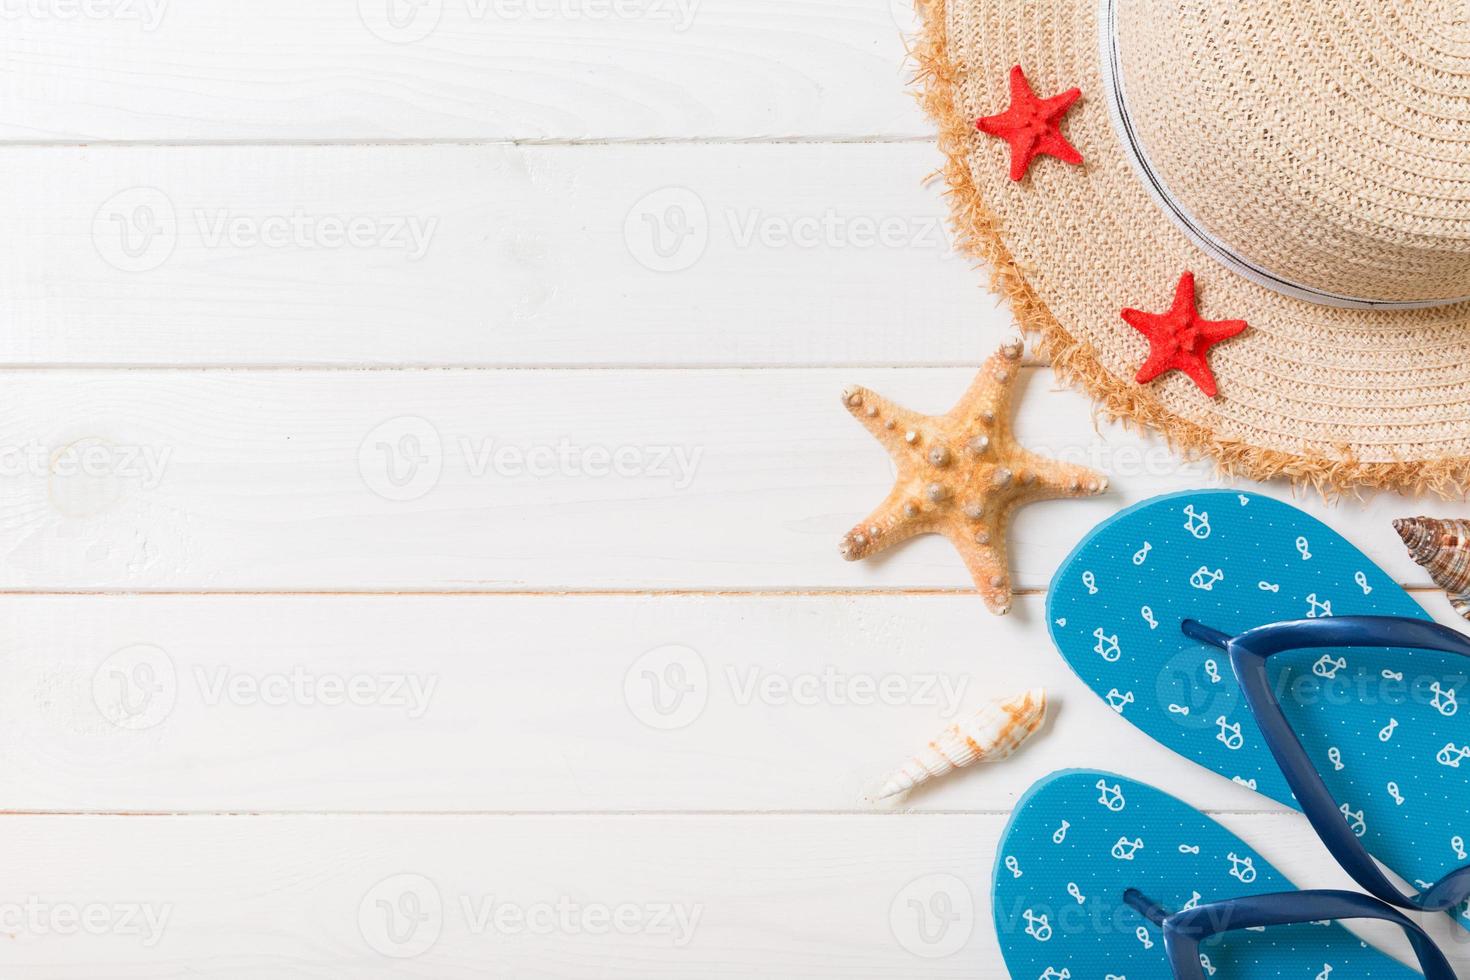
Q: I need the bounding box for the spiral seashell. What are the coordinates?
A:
[874,689,1047,800]
[1394,517,1470,620]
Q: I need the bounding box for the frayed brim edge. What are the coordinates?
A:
[909,0,1470,499]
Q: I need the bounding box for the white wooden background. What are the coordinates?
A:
[3,1,1468,975]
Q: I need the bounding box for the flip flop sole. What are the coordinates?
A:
[995,769,1422,980]
[1048,491,1470,928]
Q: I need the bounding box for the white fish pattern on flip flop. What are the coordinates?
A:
[1215,717,1244,751]
[1023,909,1052,942]
[1096,779,1126,812]
[995,772,1425,980]
[1189,566,1225,591]
[1046,491,1470,937]
[1227,852,1257,883]
[1305,593,1334,618]
[1111,836,1144,860]
[1183,505,1211,539]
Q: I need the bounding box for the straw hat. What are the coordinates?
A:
[913,0,1470,495]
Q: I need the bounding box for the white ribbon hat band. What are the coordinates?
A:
[1098,0,1470,312]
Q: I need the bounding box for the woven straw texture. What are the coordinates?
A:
[914,0,1470,496]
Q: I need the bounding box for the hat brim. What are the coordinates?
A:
[913,0,1470,496]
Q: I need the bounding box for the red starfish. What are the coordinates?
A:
[1121,272,1248,399]
[976,65,1083,181]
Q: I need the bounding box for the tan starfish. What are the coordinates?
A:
[839,341,1108,615]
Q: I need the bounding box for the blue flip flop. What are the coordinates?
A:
[995,770,1456,980]
[1047,491,1470,929]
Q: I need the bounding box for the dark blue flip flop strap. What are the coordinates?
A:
[1204,616,1470,913]
[1155,890,1458,980]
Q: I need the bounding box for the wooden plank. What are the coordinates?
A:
[0,142,997,367]
[0,810,1452,977]
[0,367,1457,593]
[8,591,1404,814]
[0,0,926,142]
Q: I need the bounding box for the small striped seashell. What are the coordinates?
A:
[1394,517,1470,620]
[874,689,1047,800]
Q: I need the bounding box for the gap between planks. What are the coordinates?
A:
[0,587,1441,596]
[0,361,1029,372]
[0,135,937,150]
[0,808,1290,818]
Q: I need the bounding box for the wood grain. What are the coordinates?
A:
[0,811,1454,978]
[0,0,926,142]
[7,9,1469,977]
[9,591,1413,814]
[0,142,998,367]
[0,367,1455,592]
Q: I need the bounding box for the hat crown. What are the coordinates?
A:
[1114,0,1470,306]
